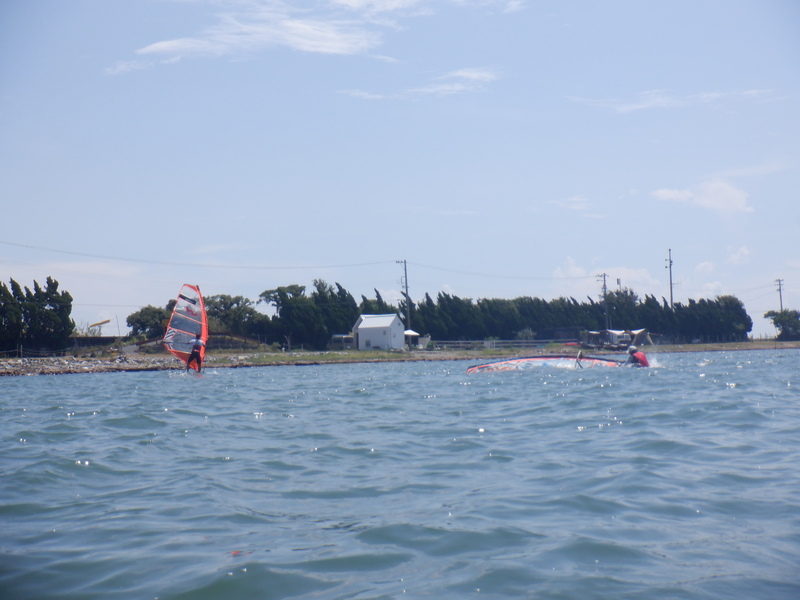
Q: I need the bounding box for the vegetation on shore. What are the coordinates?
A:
[128,282,757,350]
[4,277,799,357]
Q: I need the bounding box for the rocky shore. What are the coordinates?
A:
[0,355,178,376]
[0,351,475,376]
[1,341,796,377]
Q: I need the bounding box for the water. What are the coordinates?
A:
[2,350,799,599]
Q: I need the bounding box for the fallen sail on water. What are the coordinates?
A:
[466,354,622,374]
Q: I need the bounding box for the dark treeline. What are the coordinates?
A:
[126,280,755,350]
[4,277,791,353]
[410,288,753,345]
[0,278,75,351]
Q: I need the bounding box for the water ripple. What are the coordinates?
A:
[1,351,799,599]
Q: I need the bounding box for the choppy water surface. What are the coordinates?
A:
[2,350,799,599]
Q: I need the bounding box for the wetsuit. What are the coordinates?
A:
[187,337,204,371]
[626,350,649,367]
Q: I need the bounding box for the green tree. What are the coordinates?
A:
[478,298,521,339]
[2,277,74,350]
[0,280,24,351]
[127,305,171,339]
[413,293,443,339]
[260,285,327,349]
[437,293,485,340]
[716,295,752,340]
[359,289,395,315]
[606,288,639,329]
[764,309,800,341]
[311,280,359,337]
[205,294,268,336]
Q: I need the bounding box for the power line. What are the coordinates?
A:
[411,262,594,281]
[0,240,394,270]
[1,240,596,282]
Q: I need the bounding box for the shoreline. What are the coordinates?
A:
[1,340,798,377]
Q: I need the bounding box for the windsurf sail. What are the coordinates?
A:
[163,284,207,372]
[466,354,623,374]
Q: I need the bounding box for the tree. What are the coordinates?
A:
[606,288,639,329]
[127,305,171,339]
[205,294,268,336]
[259,285,327,349]
[0,277,74,350]
[414,293,443,338]
[311,280,359,337]
[716,295,752,340]
[0,280,24,351]
[436,293,485,340]
[359,289,395,315]
[478,298,520,340]
[764,309,800,341]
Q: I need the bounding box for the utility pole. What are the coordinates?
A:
[397,259,411,330]
[597,272,610,330]
[775,278,784,312]
[665,248,674,309]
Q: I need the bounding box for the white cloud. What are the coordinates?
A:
[444,67,497,82]
[104,60,152,75]
[502,0,525,14]
[552,256,587,280]
[551,195,589,211]
[700,281,725,296]
[331,0,424,12]
[694,261,715,275]
[110,0,517,81]
[136,11,380,58]
[726,246,750,265]
[407,67,498,96]
[344,66,499,99]
[339,89,388,99]
[548,195,606,220]
[652,180,753,213]
[570,89,771,114]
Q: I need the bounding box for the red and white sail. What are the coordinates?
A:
[163,284,207,372]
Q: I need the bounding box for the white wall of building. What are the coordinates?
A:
[352,314,405,351]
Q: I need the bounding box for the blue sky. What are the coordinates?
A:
[1,0,798,338]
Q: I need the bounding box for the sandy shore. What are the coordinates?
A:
[1,340,797,377]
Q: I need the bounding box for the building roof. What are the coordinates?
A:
[355,314,400,329]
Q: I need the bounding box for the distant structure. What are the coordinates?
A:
[352,314,405,351]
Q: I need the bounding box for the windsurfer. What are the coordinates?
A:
[187,332,205,372]
[625,345,649,367]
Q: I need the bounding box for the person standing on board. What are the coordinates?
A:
[187,332,205,372]
[625,345,649,367]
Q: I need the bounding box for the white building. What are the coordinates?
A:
[352,314,405,351]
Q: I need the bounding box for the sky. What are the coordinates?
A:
[1,0,799,338]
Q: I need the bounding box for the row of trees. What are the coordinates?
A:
[3,277,797,354]
[125,279,765,350]
[0,278,75,351]
[411,289,754,344]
